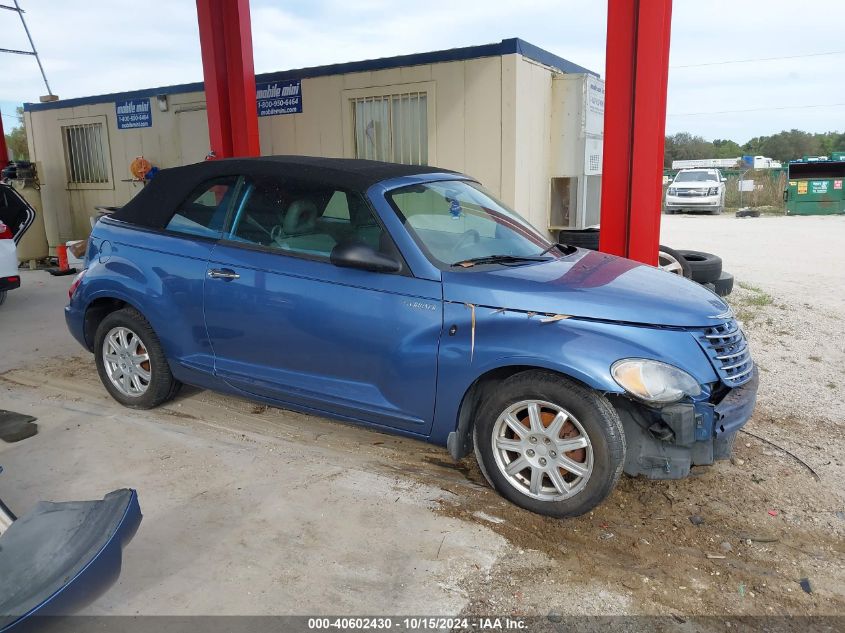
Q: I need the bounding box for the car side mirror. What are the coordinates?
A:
[721,177,727,182]
[330,242,402,274]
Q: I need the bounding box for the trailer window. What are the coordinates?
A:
[352,92,428,166]
[62,122,111,185]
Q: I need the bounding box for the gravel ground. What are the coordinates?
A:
[661,213,845,425]
[661,213,845,313]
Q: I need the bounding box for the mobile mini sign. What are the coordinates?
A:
[256,79,302,117]
[115,98,152,130]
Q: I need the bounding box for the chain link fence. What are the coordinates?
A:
[663,168,787,213]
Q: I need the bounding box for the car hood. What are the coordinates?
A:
[442,249,730,328]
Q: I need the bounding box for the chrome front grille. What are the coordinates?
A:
[695,319,754,386]
[677,188,709,197]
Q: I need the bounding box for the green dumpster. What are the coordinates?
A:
[785,155,845,215]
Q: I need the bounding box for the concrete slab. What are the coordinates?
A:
[0,382,504,615]
[0,270,78,372]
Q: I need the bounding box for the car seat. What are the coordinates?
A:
[281,199,337,255]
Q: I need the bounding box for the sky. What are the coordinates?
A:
[2,0,843,145]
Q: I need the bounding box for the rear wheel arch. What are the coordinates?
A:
[83,298,128,350]
[448,364,603,460]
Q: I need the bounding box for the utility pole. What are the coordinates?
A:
[0,1,57,101]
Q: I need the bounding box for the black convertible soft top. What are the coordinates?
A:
[112,156,454,229]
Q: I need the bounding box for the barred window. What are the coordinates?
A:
[352,92,427,165]
[62,122,110,184]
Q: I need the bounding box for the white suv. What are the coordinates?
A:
[0,183,35,306]
[665,169,726,215]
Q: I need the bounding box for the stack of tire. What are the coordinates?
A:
[558,229,734,297]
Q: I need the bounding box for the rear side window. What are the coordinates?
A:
[165,176,239,238]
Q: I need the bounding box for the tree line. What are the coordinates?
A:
[664,130,845,167]
[4,107,28,161]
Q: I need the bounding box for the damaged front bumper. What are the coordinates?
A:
[0,488,141,632]
[615,367,758,479]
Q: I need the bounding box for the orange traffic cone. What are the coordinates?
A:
[56,244,69,271]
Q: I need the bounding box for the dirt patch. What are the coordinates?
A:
[424,415,844,617]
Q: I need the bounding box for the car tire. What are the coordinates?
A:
[712,271,734,297]
[558,229,600,251]
[676,249,722,284]
[472,370,625,518]
[94,307,181,409]
[658,245,692,278]
[0,290,6,306]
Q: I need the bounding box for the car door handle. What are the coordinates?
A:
[207,268,240,280]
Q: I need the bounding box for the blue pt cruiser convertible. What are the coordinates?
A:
[66,157,757,517]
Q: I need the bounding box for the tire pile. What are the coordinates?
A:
[558,229,734,297]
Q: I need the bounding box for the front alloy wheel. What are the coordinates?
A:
[473,370,625,518]
[491,400,593,501]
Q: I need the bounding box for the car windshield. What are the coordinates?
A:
[386,180,555,267]
[674,171,717,182]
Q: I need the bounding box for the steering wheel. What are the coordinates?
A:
[270,224,285,244]
[451,229,480,254]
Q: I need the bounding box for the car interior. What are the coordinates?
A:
[229,180,388,259]
[165,176,398,263]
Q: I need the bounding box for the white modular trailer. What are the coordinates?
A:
[671,158,740,170]
[23,39,599,248]
[549,74,605,230]
[671,156,783,170]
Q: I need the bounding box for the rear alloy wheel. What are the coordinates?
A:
[473,371,625,518]
[101,326,151,398]
[658,245,692,278]
[94,307,180,409]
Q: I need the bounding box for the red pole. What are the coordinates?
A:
[222,0,260,157]
[196,0,232,159]
[598,0,673,266]
[195,0,260,159]
[597,0,637,260]
[0,113,9,171]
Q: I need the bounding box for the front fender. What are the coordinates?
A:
[430,302,719,447]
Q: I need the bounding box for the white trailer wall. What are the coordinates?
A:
[25,53,583,247]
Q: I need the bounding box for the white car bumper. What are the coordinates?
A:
[0,240,17,276]
[665,194,722,209]
[0,240,20,291]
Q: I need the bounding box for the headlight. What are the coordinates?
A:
[708,187,719,195]
[667,187,677,195]
[611,359,702,404]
